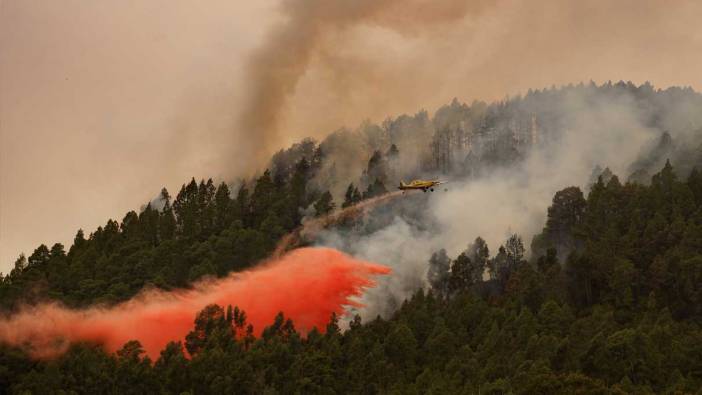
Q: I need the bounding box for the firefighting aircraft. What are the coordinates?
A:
[398,179,447,192]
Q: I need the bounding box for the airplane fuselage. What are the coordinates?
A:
[398,179,445,192]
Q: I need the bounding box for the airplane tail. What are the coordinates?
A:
[399,180,407,188]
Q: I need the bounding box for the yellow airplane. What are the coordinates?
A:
[398,179,447,192]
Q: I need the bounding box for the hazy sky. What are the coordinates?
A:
[0,0,278,271]
[2,0,702,273]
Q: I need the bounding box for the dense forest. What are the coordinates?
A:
[2,82,702,393]
[2,163,701,394]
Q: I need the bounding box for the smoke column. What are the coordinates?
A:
[238,0,490,168]
[0,247,389,360]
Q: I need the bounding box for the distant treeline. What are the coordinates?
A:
[272,81,702,197]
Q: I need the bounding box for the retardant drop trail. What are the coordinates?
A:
[273,190,406,257]
[0,247,390,360]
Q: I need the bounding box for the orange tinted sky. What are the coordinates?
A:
[2,0,702,272]
[0,1,277,270]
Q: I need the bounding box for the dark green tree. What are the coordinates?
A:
[342,183,362,208]
[428,249,451,298]
[314,191,335,216]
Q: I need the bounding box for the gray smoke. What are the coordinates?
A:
[316,85,693,321]
[237,0,492,171]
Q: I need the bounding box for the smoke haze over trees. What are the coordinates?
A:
[2,159,702,393]
[2,82,702,392]
[3,81,702,312]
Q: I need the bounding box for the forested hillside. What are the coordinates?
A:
[2,82,702,394]
[4,82,702,310]
[2,163,701,393]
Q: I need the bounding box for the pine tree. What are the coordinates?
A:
[366,150,388,184]
[342,183,361,208]
[214,182,231,231]
[363,179,388,199]
[287,158,310,226]
[250,170,277,229]
[314,191,335,216]
[466,236,489,279]
[159,188,177,241]
[428,249,451,298]
[233,182,250,227]
[449,253,474,294]
[505,234,525,267]
[185,304,229,356]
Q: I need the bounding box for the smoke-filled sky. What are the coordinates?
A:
[2,0,702,272]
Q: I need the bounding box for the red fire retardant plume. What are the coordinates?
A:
[0,247,390,359]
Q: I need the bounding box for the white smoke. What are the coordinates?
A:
[318,87,662,321]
